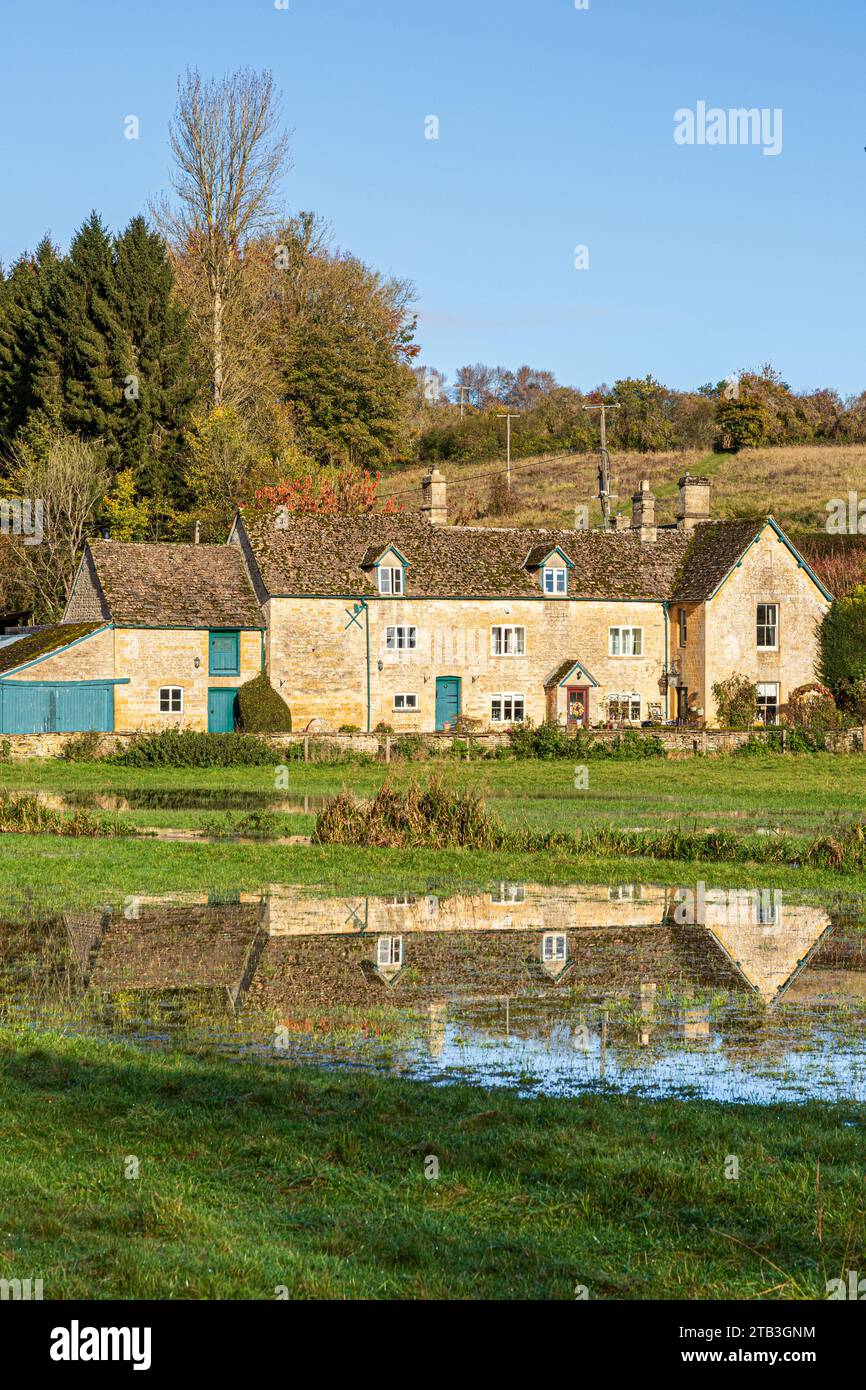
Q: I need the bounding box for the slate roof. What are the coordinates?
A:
[237,513,693,600]
[86,541,264,628]
[0,622,105,676]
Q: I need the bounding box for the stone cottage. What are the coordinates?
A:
[0,542,263,734]
[0,471,832,734]
[228,471,832,732]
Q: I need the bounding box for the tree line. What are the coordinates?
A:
[412,364,866,465]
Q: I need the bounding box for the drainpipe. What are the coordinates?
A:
[359,598,371,733]
[663,602,670,722]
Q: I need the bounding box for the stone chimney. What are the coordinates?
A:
[631,479,657,543]
[421,467,447,526]
[677,474,710,531]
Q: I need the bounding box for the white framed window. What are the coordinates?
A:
[377,936,403,967]
[609,626,643,657]
[491,692,525,723]
[388,896,415,907]
[678,607,687,646]
[543,567,567,595]
[757,682,780,725]
[542,933,567,962]
[378,566,404,595]
[491,625,525,656]
[159,686,183,714]
[492,882,525,904]
[757,603,778,650]
[386,625,416,651]
[393,693,418,711]
[608,692,641,722]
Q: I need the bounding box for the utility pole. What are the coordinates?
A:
[497,412,519,492]
[583,403,621,529]
[456,385,471,419]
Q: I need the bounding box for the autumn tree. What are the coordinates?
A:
[158,67,291,409]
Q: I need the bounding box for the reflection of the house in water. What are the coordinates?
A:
[4,884,864,1061]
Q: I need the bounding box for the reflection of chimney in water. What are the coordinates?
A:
[427,1001,447,1057]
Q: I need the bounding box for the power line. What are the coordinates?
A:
[378,451,593,502]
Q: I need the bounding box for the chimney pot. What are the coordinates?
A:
[677,474,711,531]
[631,479,656,543]
[421,468,447,526]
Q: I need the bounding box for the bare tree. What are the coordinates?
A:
[6,436,108,620]
[157,68,291,406]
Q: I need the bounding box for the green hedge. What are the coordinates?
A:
[111,730,284,768]
[237,674,292,733]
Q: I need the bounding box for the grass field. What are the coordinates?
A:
[2,1025,863,1300]
[3,750,864,838]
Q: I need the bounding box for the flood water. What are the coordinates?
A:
[3,881,866,1105]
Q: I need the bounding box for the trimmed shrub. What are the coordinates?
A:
[236,674,292,733]
[111,730,283,768]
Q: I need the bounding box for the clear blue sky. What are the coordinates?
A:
[1,0,864,394]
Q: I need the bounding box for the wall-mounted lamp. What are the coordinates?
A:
[194,657,201,669]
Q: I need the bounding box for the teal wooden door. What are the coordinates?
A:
[208,688,238,733]
[435,677,460,731]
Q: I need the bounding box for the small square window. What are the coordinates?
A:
[159,686,183,714]
[609,627,642,657]
[491,693,525,723]
[542,933,567,962]
[385,625,416,651]
[492,883,525,904]
[393,693,418,711]
[378,566,404,595]
[491,625,525,656]
[377,936,403,967]
[543,567,567,594]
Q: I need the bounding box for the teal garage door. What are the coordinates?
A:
[0,682,115,734]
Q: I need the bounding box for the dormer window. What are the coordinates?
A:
[378,566,403,595]
[543,566,567,595]
[525,544,573,594]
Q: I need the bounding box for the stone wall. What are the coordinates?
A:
[0,725,862,762]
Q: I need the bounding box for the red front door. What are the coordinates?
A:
[566,686,589,728]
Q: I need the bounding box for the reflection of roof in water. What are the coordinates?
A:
[81,904,265,1003]
[703,910,833,1005]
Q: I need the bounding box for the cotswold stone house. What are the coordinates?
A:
[0,470,831,734]
[228,471,832,732]
[0,543,263,734]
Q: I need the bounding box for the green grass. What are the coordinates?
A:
[2,751,864,837]
[1,1025,862,1299]
[0,834,863,910]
